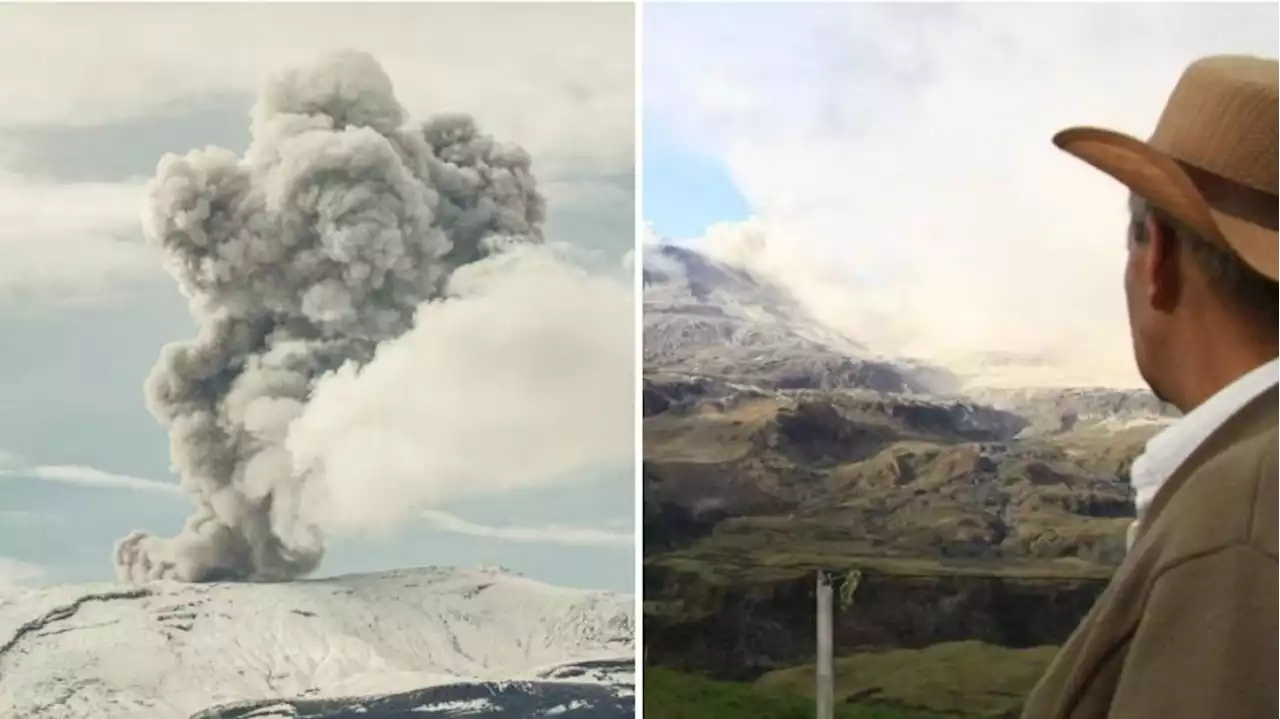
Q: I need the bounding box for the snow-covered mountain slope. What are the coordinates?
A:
[0,567,633,719]
[642,242,1173,423]
[643,244,950,394]
[643,243,860,352]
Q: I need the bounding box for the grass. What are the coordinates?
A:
[756,641,1058,717]
[644,394,780,463]
[645,526,1113,590]
[644,666,952,719]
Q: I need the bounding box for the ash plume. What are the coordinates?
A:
[115,50,545,583]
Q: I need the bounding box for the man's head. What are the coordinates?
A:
[1123,191,1277,409]
[1052,54,1278,411]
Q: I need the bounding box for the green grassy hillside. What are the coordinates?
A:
[756,641,1057,717]
[644,666,951,719]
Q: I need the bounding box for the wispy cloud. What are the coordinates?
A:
[0,464,182,495]
[0,509,62,526]
[0,173,156,302]
[0,557,45,592]
[419,509,632,549]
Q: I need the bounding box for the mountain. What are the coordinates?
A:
[640,242,1178,687]
[0,567,633,719]
[643,244,952,394]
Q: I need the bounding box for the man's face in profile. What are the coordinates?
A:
[1123,216,1173,405]
[1126,212,1182,404]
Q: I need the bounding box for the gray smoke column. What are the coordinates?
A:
[115,50,545,583]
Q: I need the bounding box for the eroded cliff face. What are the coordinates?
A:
[644,564,1107,681]
[642,375,1163,679]
[644,379,1151,561]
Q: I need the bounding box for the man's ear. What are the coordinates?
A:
[1142,214,1182,312]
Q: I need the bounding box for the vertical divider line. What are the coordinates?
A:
[631,0,646,713]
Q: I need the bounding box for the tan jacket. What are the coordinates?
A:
[1022,386,1278,719]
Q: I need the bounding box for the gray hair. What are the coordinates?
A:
[1128,192,1278,329]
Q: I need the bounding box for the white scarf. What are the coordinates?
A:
[1126,357,1279,550]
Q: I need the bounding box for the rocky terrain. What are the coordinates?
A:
[194,659,634,718]
[0,567,633,719]
[640,242,1177,682]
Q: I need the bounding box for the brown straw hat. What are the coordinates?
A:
[1054,54,1279,282]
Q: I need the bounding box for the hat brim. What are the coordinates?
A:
[1053,125,1278,282]
[1053,126,1219,237]
[1211,205,1279,283]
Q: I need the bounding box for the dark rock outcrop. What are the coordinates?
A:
[194,660,634,718]
[644,566,1105,681]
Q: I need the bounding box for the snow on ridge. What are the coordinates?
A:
[644,242,1168,400]
[0,566,633,719]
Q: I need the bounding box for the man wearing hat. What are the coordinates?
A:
[1022,55,1278,718]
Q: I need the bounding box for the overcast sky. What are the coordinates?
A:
[645,2,1278,388]
[0,3,634,593]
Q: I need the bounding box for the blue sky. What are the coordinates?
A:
[0,4,634,594]
[643,111,748,240]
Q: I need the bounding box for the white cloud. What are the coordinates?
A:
[0,3,632,177]
[640,222,664,247]
[0,464,182,495]
[419,509,631,548]
[0,557,45,593]
[0,174,155,302]
[645,3,1278,387]
[288,246,634,535]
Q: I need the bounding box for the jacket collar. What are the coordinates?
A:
[1131,357,1279,516]
[1131,358,1280,547]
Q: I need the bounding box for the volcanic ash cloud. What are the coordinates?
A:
[114,49,618,583]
